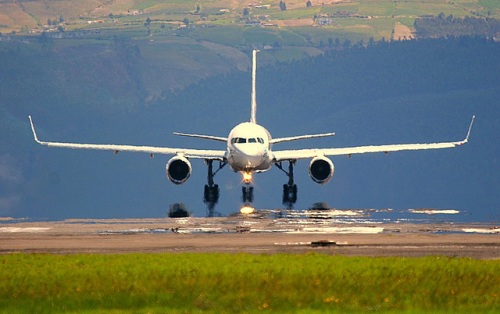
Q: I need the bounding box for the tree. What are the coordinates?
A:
[243,7,250,16]
[343,38,351,49]
[38,32,53,48]
[306,0,312,8]
[183,18,190,25]
[334,38,341,48]
[280,1,287,11]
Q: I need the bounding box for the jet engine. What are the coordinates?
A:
[166,155,192,184]
[309,156,334,184]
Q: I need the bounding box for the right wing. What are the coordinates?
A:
[273,115,475,161]
[29,116,226,160]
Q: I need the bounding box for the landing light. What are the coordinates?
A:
[240,205,255,215]
[242,172,253,183]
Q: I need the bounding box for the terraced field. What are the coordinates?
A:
[2,0,498,42]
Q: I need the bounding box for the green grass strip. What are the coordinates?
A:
[0,253,498,313]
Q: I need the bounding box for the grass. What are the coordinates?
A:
[0,253,498,313]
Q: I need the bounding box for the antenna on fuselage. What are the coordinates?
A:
[250,49,259,124]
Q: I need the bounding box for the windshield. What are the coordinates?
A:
[232,137,265,144]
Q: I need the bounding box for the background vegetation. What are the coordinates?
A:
[414,14,500,38]
[0,253,498,313]
[1,0,499,44]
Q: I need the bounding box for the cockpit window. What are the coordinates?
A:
[232,137,247,144]
[232,137,265,144]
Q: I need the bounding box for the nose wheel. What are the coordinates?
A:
[242,185,254,203]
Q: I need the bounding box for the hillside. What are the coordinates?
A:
[1,0,498,97]
[1,37,498,219]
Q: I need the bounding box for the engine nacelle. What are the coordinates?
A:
[309,156,334,184]
[166,155,192,184]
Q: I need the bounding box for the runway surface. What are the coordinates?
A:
[1,211,498,258]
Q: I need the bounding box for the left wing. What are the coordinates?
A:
[270,132,335,144]
[29,116,226,160]
[173,132,228,142]
[273,115,475,161]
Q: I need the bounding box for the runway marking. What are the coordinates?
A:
[286,227,385,234]
[409,209,460,215]
[0,227,51,233]
[462,228,499,234]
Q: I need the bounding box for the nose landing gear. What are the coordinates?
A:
[242,185,254,203]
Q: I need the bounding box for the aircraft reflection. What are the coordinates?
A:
[240,205,256,215]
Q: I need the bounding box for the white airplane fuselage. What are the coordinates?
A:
[226,122,273,174]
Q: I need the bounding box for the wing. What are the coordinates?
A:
[29,116,226,160]
[173,132,228,142]
[270,132,335,144]
[273,116,475,161]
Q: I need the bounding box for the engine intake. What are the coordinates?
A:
[166,155,192,184]
[309,156,334,184]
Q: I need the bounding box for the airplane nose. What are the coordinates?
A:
[235,145,265,167]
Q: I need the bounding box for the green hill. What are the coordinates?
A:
[1,1,498,99]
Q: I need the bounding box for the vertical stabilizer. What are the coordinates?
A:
[250,49,259,124]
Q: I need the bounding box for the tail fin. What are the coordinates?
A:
[250,49,259,124]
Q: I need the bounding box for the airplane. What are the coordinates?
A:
[29,50,475,210]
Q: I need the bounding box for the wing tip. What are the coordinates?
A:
[464,114,475,143]
[28,115,41,144]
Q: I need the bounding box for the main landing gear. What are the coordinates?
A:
[276,160,298,209]
[204,159,225,217]
[203,160,298,215]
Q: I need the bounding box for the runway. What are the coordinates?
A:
[1,214,498,258]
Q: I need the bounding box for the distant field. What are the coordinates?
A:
[1,0,498,42]
[0,253,498,313]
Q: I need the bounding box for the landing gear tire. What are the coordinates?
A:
[204,184,219,204]
[203,160,227,217]
[282,184,297,204]
[242,186,254,203]
[276,160,298,208]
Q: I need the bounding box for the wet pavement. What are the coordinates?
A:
[1,210,498,258]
